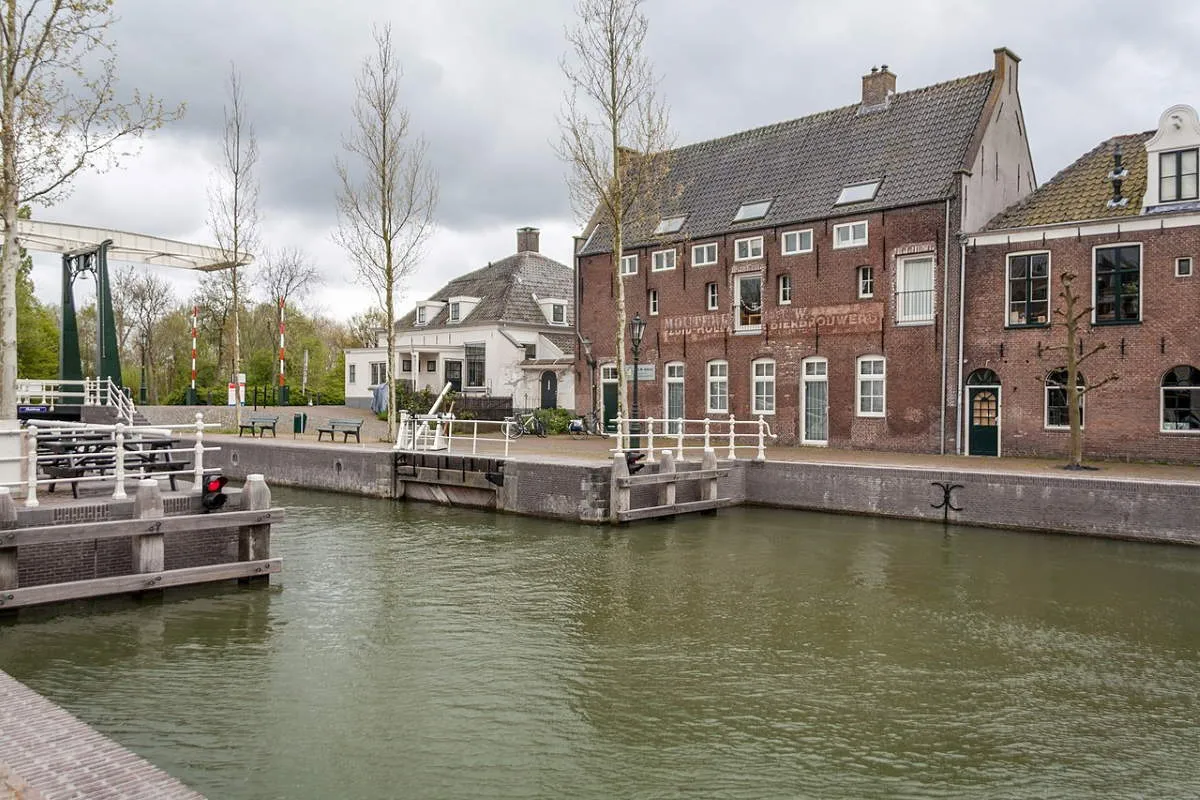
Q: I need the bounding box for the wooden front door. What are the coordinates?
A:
[540,371,557,409]
[968,387,1000,456]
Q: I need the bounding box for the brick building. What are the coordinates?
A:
[575,48,1033,452]
[961,104,1200,462]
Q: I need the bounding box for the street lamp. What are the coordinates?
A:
[629,313,647,451]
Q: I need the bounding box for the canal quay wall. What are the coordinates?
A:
[205,434,1200,545]
[0,669,203,799]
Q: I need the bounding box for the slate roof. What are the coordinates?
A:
[542,332,577,355]
[580,70,996,256]
[397,251,573,331]
[984,132,1152,230]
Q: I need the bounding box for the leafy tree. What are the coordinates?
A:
[15,244,56,378]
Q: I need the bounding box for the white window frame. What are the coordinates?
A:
[781,229,813,255]
[734,272,763,332]
[1176,256,1193,277]
[551,304,566,324]
[600,363,619,382]
[1160,366,1200,433]
[833,220,869,249]
[449,302,461,323]
[1005,250,1051,327]
[654,216,685,235]
[416,306,427,325]
[347,364,357,384]
[620,254,638,276]
[778,274,792,305]
[1044,370,1085,430]
[734,236,764,262]
[1159,148,1199,203]
[800,357,829,446]
[707,360,728,414]
[752,358,776,415]
[692,242,718,266]
[664,362,685,429]
[706,282,718,311]
[858,265,874,299]
[856,356,886,418]
[896,255,936,325]
[648,289,659,316]
[652,248,677,272]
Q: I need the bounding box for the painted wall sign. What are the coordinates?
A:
[660,303,883,340]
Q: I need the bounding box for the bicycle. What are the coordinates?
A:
[504,411,546,439]
[569,409,609,440]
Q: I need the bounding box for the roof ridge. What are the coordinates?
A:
[667,70,994,157]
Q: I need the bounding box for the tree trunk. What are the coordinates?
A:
[1,3,20,419]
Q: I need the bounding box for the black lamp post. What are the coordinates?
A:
[629,313,646,450]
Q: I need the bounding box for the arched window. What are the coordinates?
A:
[1161,365,1200,431]
[967,368,1000,385]
[1045,369,1085,429]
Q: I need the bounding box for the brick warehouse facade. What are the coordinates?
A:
[961,105,1200,462]
[576,48,1034,452]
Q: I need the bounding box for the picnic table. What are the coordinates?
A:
[37,431,188,496]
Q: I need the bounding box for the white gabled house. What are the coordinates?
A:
[344,227,576,411]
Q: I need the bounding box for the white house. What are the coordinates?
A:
[345,227,576,411]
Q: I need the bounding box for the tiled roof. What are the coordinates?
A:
[542,332,577,355]
[397,251,573,331]
[580,71,995,255]
[984,132,1152,230]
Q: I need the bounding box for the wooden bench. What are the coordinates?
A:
[316,418,364,443]
[239,415,279,437]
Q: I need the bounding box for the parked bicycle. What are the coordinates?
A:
[569,409,609,440]
[504,411,547,439]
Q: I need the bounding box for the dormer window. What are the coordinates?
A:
[654,216,685,235]
[552,304,565,324]
[449,302,460,322]
[733,199,772,223]
[537,297,570,326]
[1160,149,1198,202]
[836,180,882,205]
[416,307,427,325]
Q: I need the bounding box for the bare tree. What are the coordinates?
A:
[209,64,258,426]
[256,246,322,387]
[348,309,386,348]
[0,0,182,417]
[1045,270,1118,469]
[335,24,437,441]
[557,0,673,425]
[124,269,175,403]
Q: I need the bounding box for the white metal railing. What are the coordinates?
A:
[0,412,219,507]
[611,415,777,462]
[393,410,512,457]
[17,377,137,424]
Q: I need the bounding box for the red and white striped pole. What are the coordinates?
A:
[278,297,287,404]
[188,305,198,405]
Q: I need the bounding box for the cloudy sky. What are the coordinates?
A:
[29,0,1200,320]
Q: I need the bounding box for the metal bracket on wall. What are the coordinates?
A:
[930,481,964,523]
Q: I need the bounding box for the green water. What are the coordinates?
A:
[2,488,1199,799]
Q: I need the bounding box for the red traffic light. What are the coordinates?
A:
[206,477,227,492]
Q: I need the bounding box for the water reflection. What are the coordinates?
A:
[1,489,1199,799]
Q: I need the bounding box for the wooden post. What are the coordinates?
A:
[0,487,18,591]
[239,474,272,584]
[132,479,164,575]
[701,448,718,503]
[610,453,629,523]
[659,449,676,508]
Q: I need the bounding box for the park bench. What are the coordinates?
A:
[239,414,279,437]
[316,418,364,443]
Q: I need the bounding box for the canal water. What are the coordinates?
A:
[2,488,1199,799]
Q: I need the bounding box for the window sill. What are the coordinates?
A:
[858,294,875,300]
[752,410,776,416]
[832,242,868,250]
[733,327,762,336]
[1160,428,1200,435]
[1043,426,1085,432]
[1004,323,1049,330]
[896,319,935,327]
[1091,319,1141,327]
[781,249,814,257]
[651,267,676,273]
[779,300,792,306]
[857,413,886,419]
[692,262,717,268]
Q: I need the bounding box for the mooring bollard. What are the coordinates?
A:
[112,422,127,500]
[727,415,737,461]
[132,479,165,575]
[659,449,676,508]
[192,412,206,494]
[239,474,272,584]
[0,487,18,591]
[646,418,657,464]
[24,423,38,508]
[702,448,719,503]
[610,452,630,522]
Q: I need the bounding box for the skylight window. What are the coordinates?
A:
[654,216,686,235]
[836,181,882,205]
[733,199,772,223]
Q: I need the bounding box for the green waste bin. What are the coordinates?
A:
[293,412,308,437]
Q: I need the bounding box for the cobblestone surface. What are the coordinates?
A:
[0,671,203,799]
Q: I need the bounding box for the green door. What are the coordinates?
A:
[602,381,619,433]
[968,387,1000,456]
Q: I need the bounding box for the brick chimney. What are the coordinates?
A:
[861,65,896,108]
[516,226,540,253]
